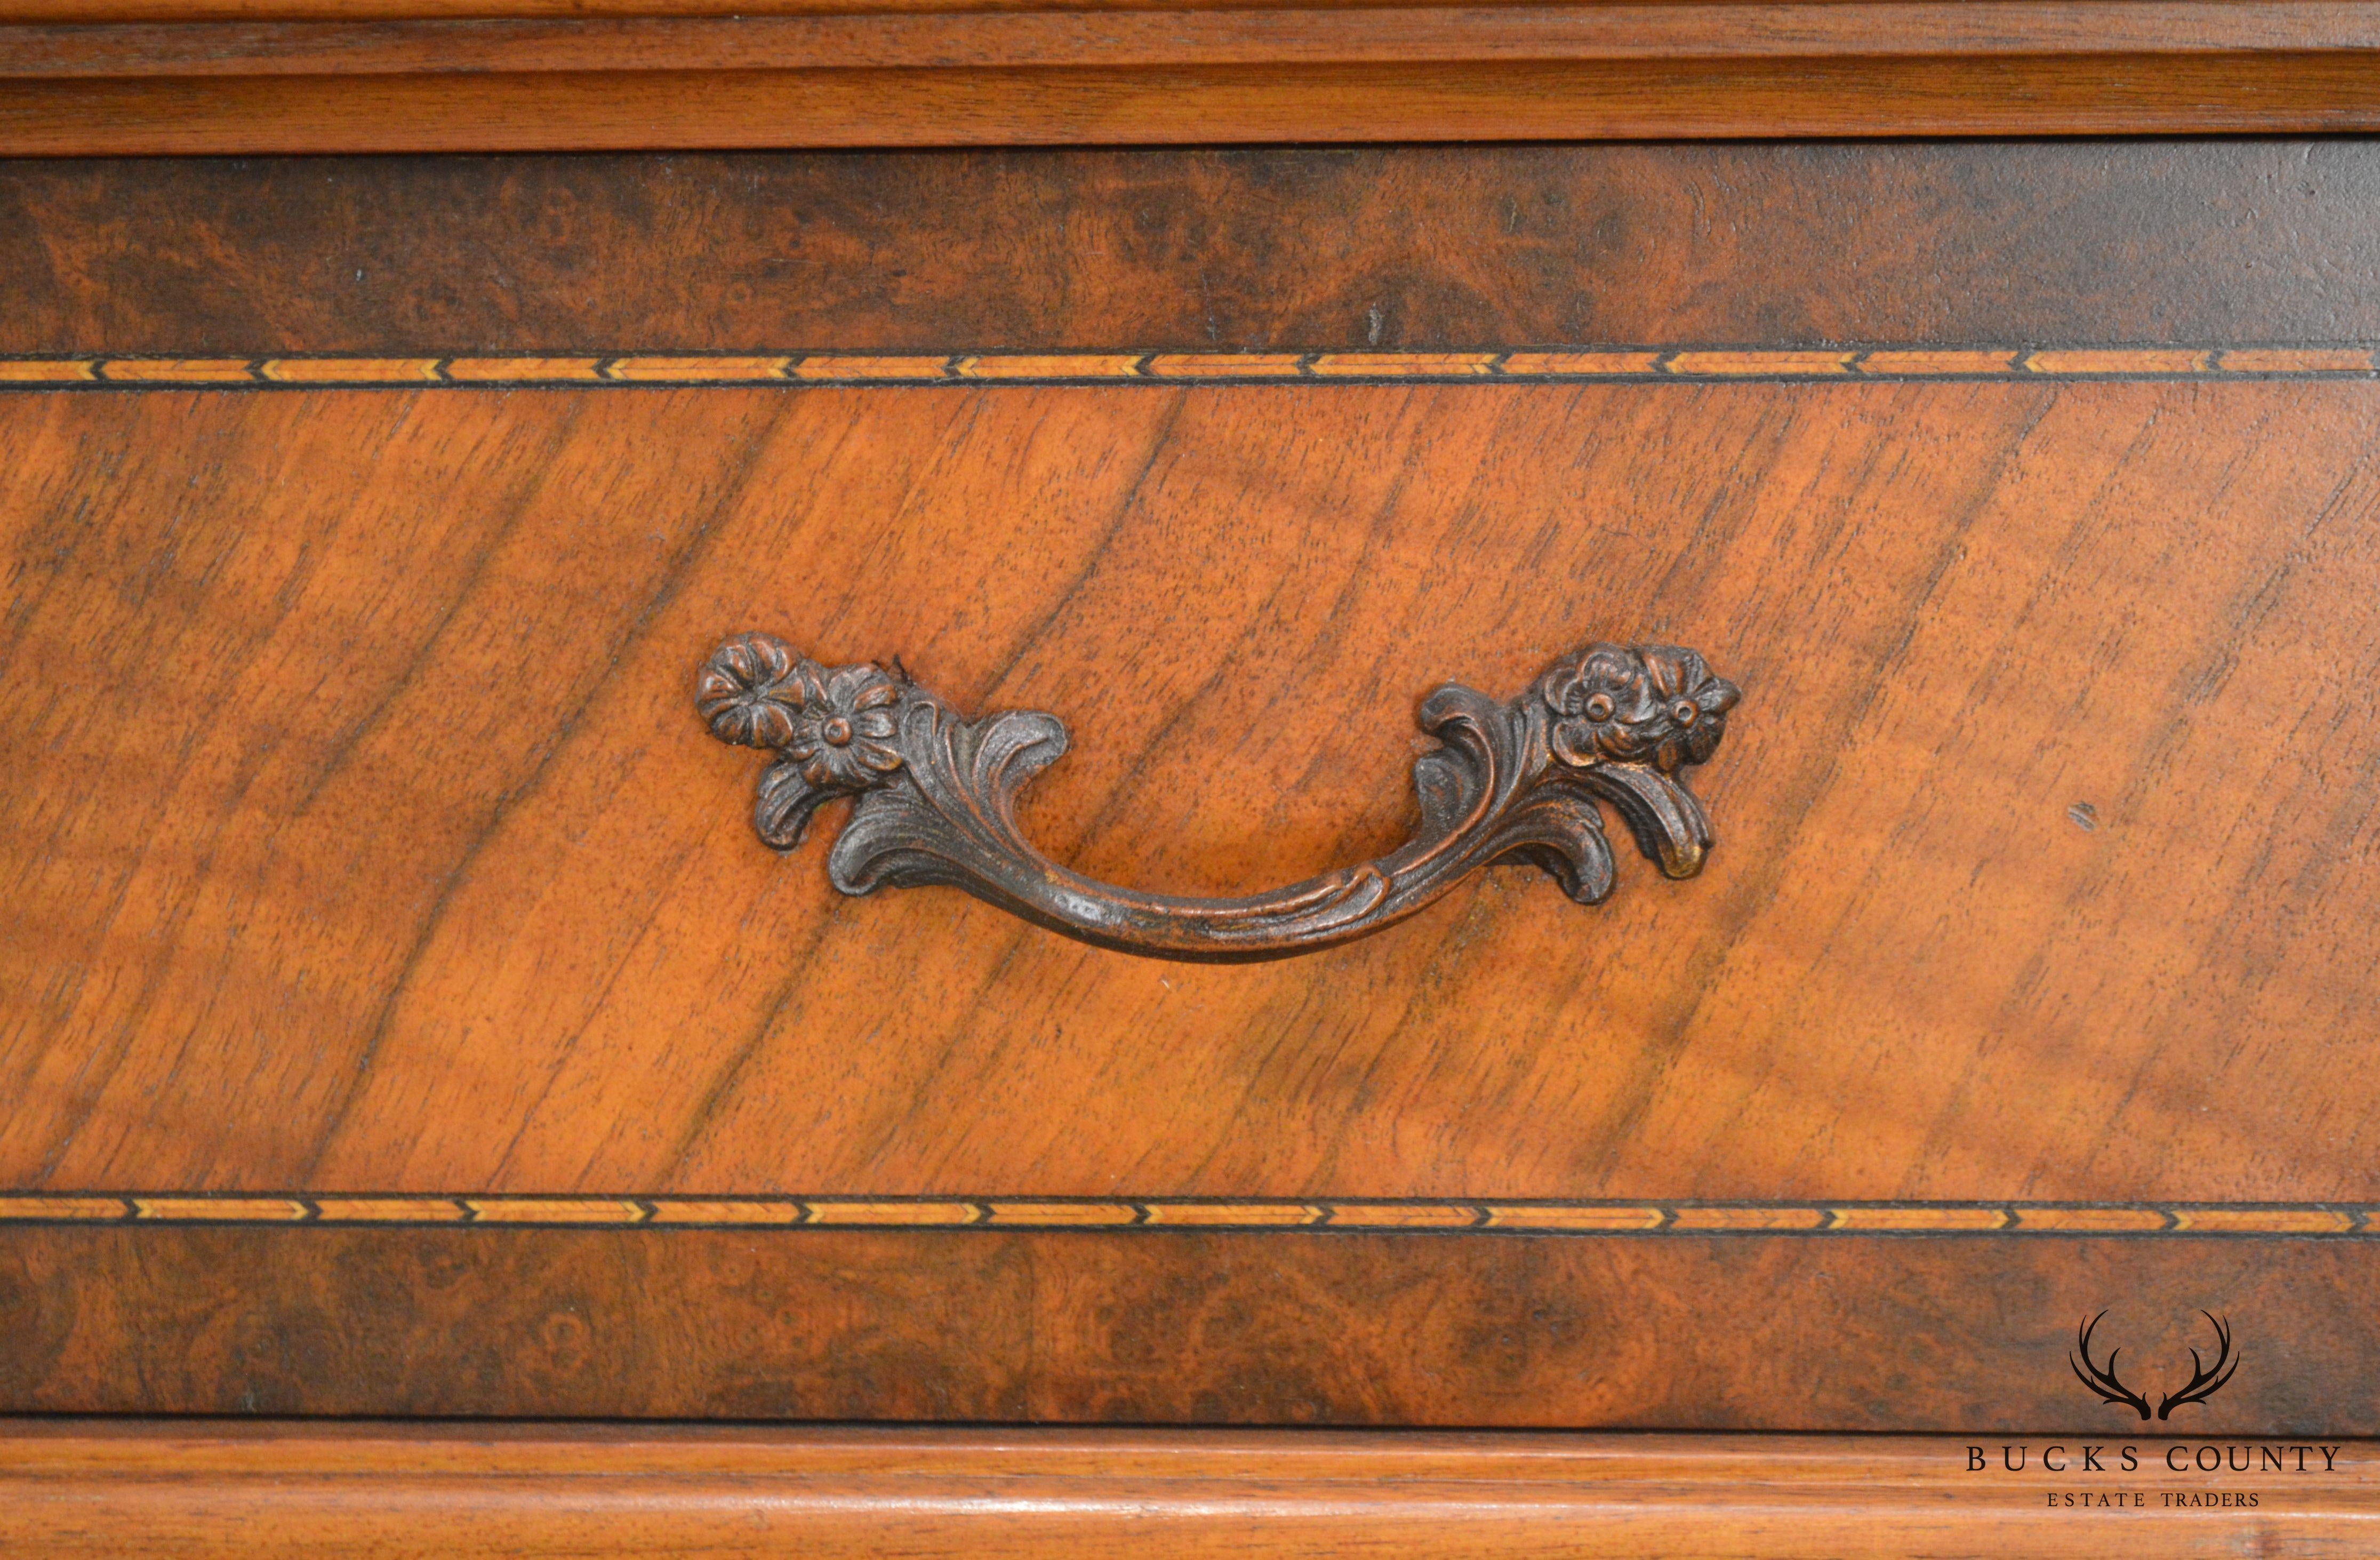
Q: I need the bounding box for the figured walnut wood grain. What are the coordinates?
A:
[3,379,2378,1203]
[2,1421,2375,1558]
[10,1226,2380,1427]
[12,146,2380,356]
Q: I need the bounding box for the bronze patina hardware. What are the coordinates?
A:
[699,634,1738,962]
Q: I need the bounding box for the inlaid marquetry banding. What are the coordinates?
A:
[2,1195,2368,1237]
[3,346,2377,390]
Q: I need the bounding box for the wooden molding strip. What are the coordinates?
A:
[4,7,2380,151]
[13,5,2380,71]
[2,1421,2374,1558]
[4,1193,2372,1235]
[10,2,2380,41]
[4,347,2378,389]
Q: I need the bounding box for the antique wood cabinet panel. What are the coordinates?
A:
[4,130,2380,1546]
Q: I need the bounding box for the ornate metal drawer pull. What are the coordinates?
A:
[698,633,1738,962]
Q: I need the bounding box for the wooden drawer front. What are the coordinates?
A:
[5,144,2380,1430]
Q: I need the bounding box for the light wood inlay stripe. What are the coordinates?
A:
[784,354,955,381]
[799,1199,988,1226]
[258,357,444,384]
[1133,1202,1328,1227]
[641,1199,806,1226]
[1322,1202,1487,1229]
[1853,348,2028,375]
[1823,1205,2014,1233]
[310,1197,471,1222]
[1664,348,1857,376]
[440,356,605,381]
[1481,1204,1668,1230]
[7,1196,2370,1236]
[979,1200,1143,1227]
[1141,353,1311,378]
[952,354,1150,380]
[9,347,2375,391]
[602,355,792,382]
[2007,1206,2175,1233]
[2216,346,2380,373]
[1305,351,1501,377]
[2167,1207,2361,1235]
[1497,349,1668,375]
[129,1196,310,1222]
[1666,1205,1832,1231]
[0,359,97,382]
[463,1198,652,1225]
[0,1196,131,1219]
[91,357,259,382]
[2023,347,2217,374]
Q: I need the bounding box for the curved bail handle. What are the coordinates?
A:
[696,633,1739,963]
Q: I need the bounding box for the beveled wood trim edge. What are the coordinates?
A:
[4,1193,2372,1235]
[12,5,2380,73]
[1,1422,2373,1559]
[7,7,2380,151]
[9,3,2379,43]
[3,346,2377,389]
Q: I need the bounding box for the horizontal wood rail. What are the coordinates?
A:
[0,0,2374,31]
[2,1422,2374,1556]
[11,4,2380,66]
[4,3,2380,151]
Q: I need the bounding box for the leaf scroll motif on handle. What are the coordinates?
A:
[697,634,1740,962]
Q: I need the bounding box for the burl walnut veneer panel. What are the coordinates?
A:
[10,1225,2380,1428]
[9,143,2380,356]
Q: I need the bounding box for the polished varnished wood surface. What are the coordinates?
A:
[4,1422,2374,1558]
[3,377,2376,1202]
[11,145,2380,355]
[7,4,2380,151]
[23,4,2380,67]
[6,0,2374,31]
[11,1225,2380,1426]
[8,144,2380,1431]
